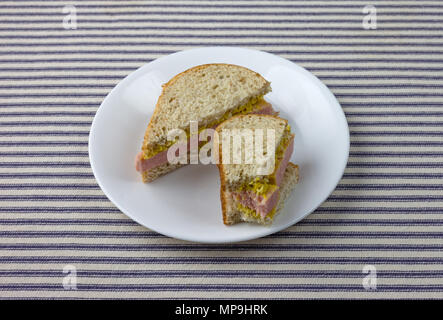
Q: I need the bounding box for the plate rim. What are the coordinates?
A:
[89,46,350,243]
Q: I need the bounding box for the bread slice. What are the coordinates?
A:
[221,163,299,225]
[214,114,291,186]
[137,63,271,182]
[214,114,296,225]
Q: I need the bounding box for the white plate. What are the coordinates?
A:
[89,47,349,243]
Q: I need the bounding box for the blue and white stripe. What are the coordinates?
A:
[0,0,442,299]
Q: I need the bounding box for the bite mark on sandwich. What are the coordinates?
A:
[214,114,298,225]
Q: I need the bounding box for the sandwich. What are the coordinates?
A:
[135,63,277,182]
[214,114,298,225]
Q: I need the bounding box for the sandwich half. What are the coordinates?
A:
[214,114,298,225]
[135,63,276,182]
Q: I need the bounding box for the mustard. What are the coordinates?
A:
[236,124,292,197]
[239,177,273,197]
[236,203,277,221]
[144,95,265,159]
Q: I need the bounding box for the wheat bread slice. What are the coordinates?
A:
[142,63,271,154]
[214,114,290,186]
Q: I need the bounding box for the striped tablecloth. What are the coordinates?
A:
[0,0,442,299]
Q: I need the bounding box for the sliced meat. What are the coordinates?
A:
[231,135,294,218]
[233,187,280,218]
[135,149,167,173]
[251,101,278,116]
[135,139,189,173]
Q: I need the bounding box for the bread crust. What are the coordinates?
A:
[214,117,229,225]
[142,162,186,183]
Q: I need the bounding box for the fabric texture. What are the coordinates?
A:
[0,0,442,299]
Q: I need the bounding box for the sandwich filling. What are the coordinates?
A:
[228,125,294,222]
[135,97,276,173]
